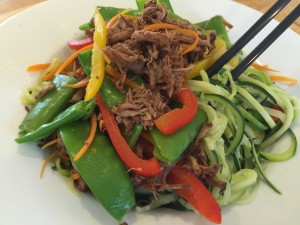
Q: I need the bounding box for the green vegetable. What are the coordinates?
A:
[19,75,78,132]
[204,94,245,155]
[259,129,297,162]
[250,137,282,194]
[59,120,135,221]
[15,101,85,143]
[150,109,208,164]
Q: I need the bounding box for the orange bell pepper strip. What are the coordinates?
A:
[154,86,198,135]
[167,164,221,224]
[95,93,162,177]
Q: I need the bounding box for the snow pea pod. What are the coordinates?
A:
[15,101,85,143]
[19,75,78,132]
[59,120,135,221]
[150,109,208,164]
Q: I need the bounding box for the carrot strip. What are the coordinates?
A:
[143,23,180,31]
[251,63,280,72]
[42,69,57,81]
[143,23,199,55]
[107,9,132,28]
[105,65,141,89]
[101,49,111,64]
[41,138,59,150]
[177,28,199,55]
[43,44,94,81]
[268,75,298,85]
[64,77,89,88]
[40,150,59,178]
[73,113,98,161]
[27,63,51,72]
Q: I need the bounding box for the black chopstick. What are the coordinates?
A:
[206,0,291,77]
[231,4,300,80]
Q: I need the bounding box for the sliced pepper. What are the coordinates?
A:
[154,86,198,135]
[59,120,135,221]
[167,164,221,224]
[84,9,107,102]
[95,93,162,177]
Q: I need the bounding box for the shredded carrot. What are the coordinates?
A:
[64,77,89,88]
[251,63,280,72]
[123,15,137,21]
[107,9,132,28]
[41,138,59,150]
[73,113,98,161]
[43,44,94,81]
[40,150,59,178]
[268,75,298,85]
[143,23,180,31]
[42,69,58,81]
[101,49,111,64]
[105,65,141,89]
[27,63,51,72]
[177,28,200,55]
[143,23,199,55]
[71,171,81,180]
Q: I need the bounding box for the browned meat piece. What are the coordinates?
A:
[111,87,169,134]
[104,43,145,75]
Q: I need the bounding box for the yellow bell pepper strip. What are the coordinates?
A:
[186,37,227,80]
[95,93,162,177]
[154,86,198,135]
[84,9,107,102]
[167,164,221,224]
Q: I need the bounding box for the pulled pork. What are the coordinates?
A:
[111,87,169,134]
[104,0,216,132]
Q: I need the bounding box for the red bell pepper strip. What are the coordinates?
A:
[68,37,94,50]
[154,86,198,135]
[167,164,221,224]
[95,93,162,177]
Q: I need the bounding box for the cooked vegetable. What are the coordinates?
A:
[95,93,162,177]
[16,0,299,224]
[59,120,135,221]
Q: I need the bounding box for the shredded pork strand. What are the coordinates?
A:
[104,0,216,133]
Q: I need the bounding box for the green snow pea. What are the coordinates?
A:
[19,75,78,132]
[195,15,231,49]
[59,120,135,221]
[15,101,85,143]
[150,109,208,164]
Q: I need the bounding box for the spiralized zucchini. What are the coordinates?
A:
[186,66,299,204]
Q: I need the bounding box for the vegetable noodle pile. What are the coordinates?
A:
[16,0,299,224]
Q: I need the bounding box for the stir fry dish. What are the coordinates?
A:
[16,0,299,224]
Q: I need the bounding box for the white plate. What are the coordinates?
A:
[0,0,299,225]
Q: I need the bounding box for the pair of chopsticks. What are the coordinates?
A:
[206,0,300,80]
